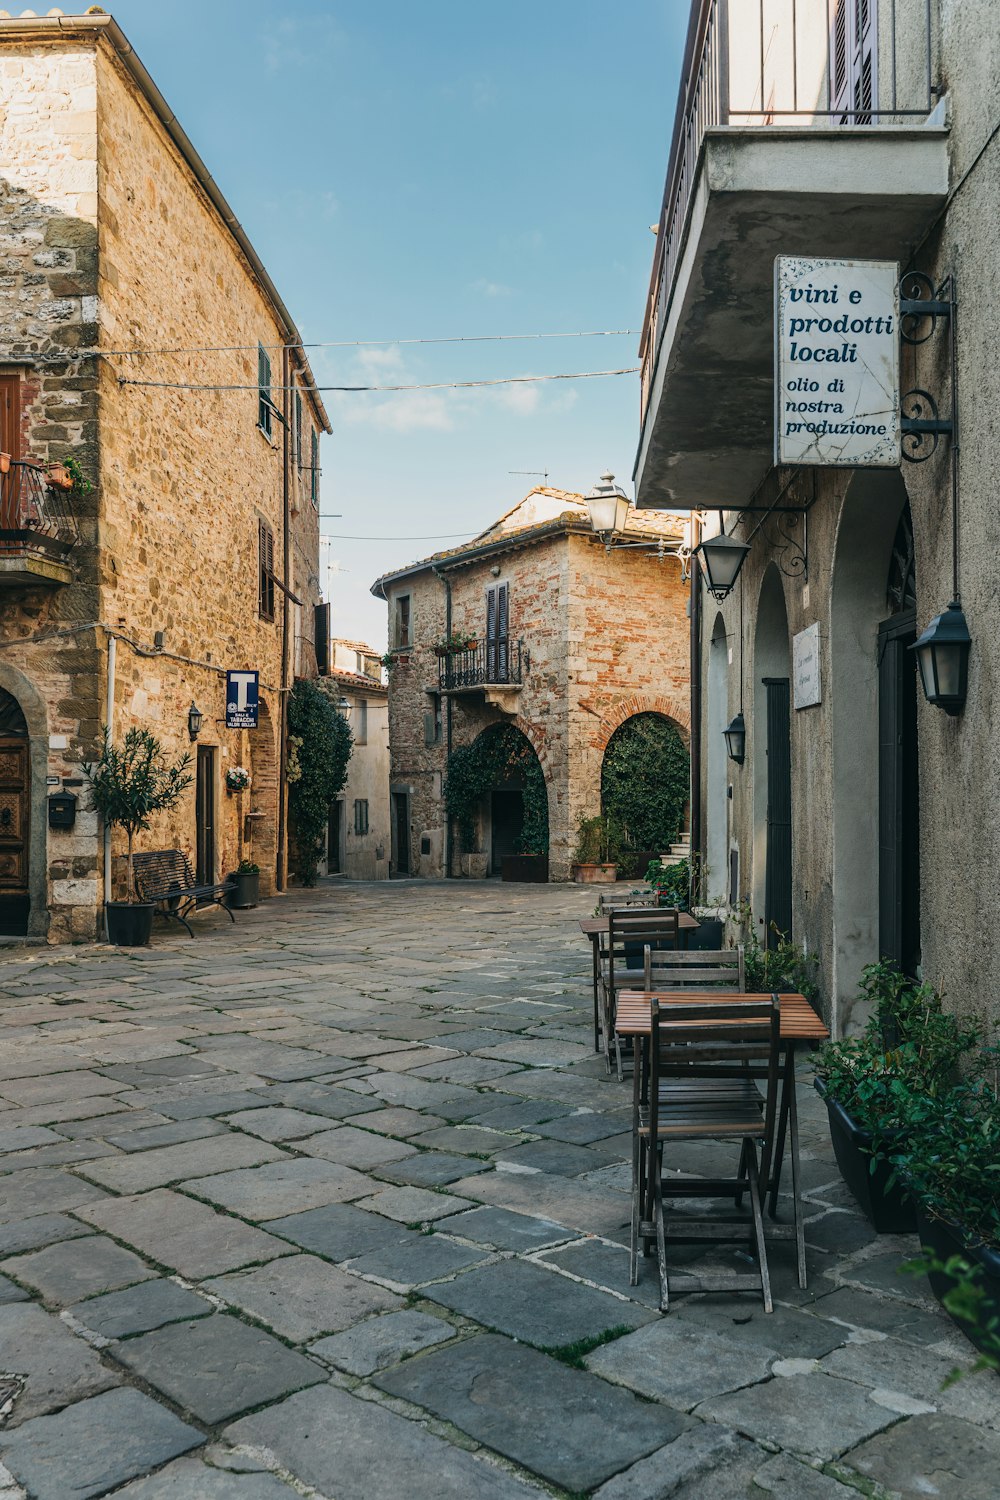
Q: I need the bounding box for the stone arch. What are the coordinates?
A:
[249,693,279,898]
[0,661,48,937]
[590,693,691,759]
[706,611,729,900]
[830,468,912,1033]
[466,721,549,877]
[600,711,690,875]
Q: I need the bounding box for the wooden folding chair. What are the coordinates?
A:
[630,996,781,1313]
[597,890,659,912]
[599,907,679,1079]
[643,946,745,992]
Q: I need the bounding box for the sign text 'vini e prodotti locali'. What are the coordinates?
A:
[775,257,900,467]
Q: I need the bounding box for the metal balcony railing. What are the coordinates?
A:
[0,461,78,553]
[639,0,939,421]
[438,637,527,691]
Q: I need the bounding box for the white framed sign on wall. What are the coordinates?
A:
[775,257,900,468]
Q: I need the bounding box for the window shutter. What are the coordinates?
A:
[311,431,319,504]
[258,345,272,436]
[295,392,303,470]
[424,711,436,746]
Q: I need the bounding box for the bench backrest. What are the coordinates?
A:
[133,849,196,900]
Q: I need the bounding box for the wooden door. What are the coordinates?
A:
[0,739,29,893]
[878,613,920,974]
[763,677,792,947]
[195,746,216,889]
[328,799,342,874]
[392,791,410,875]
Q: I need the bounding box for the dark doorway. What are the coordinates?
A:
[328,800,342,874]
[763,677,792,947]
[0,695,30,936]
[878,613,921,975]
[392,791,410,875]
[195,746,216,892]
[490,788,523,874]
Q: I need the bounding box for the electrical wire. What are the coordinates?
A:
[116,367,639,394]
[73,329,637,361]
[324,532,480,541]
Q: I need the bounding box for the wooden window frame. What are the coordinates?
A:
[258,520,276,621]
[393,593,411,650]
[257,344,274,440]
[294,390,303,472]
[311,430,320,506]
[354,798,369,836]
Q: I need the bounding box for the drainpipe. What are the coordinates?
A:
[433,565,453,878]
[276,343,292,892]
[689,512,702,898]
[103,631,116,938]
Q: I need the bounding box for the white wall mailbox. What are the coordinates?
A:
[775,257,900,468]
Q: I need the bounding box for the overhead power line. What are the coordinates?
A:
[73,329,637,361]
[116,367,639,394]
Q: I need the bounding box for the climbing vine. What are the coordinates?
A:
[601,714,689,874]
[286,680,353,885]
[445,724,548,856]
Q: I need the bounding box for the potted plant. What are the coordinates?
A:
[571,814,619,884]
[226,858,261,909]
[432,632,478,659]
[644,857,691,911]
[459,851,489,878]
[813,962,978,1232]
[0,452,10,475]
[225,765,251,794]
[891,1073,1000,1358]
[82,727,193,946]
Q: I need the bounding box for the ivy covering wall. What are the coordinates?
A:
[601,713,689,866]
[287,680,353,885]
[445,724,548,856]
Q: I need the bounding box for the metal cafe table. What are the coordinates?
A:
[579,911,701,1053]
[616,988,829,1290]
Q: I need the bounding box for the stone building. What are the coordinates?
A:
[0,10,330,939]
[635,0,997,1028]
[371,485,690,882]
[319,639,390,882]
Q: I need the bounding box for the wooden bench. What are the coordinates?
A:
[133,850,236,936]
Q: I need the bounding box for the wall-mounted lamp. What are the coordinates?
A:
[911,600,971,716]
[187,702,203,741]
[585,471,631,547]
[723,711,746,764]
[693,532,751,602]
[337,697,350,713]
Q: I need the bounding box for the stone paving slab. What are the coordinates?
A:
[586,1319,777,1410]
[424,1257,653,1346]
[221,1107,332,1141]
[203,1253,402,1342]
[294,1125,417,1168]
[3,1233,156,1305]
[437,1205,574,1251]
[266,1201,411,1261]
[0,1166,110,1222]
[344,1229,491,1289]
[0,1125,65,1152]
[74,1134,284,1194]
[820,1335,999,1429]
[356,1184,473,1223]
[74,1189,292,1279]
[104,1118,228,1152]
[0,1301,120,1425]
[184,1159,376,1219]
[375,1149,492,1187]
[309,1307,455,1374]
[752,1451,862,1498]
[70,1278,213,1339]
[843,1412,1000,1500]
[113,1313,324,1424]
[375,1332,689,1492]
[113,1457,301,1498]
[590,1425,761,1500]
[345,1105,446,1137]
[0,1211,92,1257]
[0,1386,201,1500]
[0,1271,29,1303]
[696,1368,899,1461]
[224,1382,545,1499]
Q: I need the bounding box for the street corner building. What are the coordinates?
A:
[319,639,391,882]
[636,0,996,1031]
[0,9,331,940]
[371,483,692,883]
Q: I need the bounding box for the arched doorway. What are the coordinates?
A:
[601,712,689,879]
[0,687,30,935]
[831,471,915,1028]
[706,614,729,900]
[249,694,278,897]
[753,566,792,947]
[450,723,548,876]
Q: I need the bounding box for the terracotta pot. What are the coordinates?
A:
[572,863,618,884]
[45,463,73,492]
[0,452,11,475]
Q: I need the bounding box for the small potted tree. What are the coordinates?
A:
[83,727,192,946]
[571,814,619,883]
[227,858,260,908]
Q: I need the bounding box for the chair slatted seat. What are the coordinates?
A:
[132,850,237,937]
[630,996,781,1313]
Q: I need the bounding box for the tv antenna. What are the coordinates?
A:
[508,469,549,482]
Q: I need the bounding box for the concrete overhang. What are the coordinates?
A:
[634,126,950,509]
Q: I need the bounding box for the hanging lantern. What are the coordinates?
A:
[695,534,751,601]
[723,711,746,764]
[585,471,631,544]
[910,600,971,716]
[187,702,204,741]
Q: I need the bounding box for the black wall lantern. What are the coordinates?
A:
[694,532,751,601]
[187,702,204,741]
[910,600,971,717]
[723,711,746,764]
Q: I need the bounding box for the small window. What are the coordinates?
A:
[424,692,443,746]
[258,520,275,621]
[311,430,320,506]
[354,799,369,836]
[257,344,273,439]
[294,390,303,471]
[357,699,368,746]
[393,594,411,650]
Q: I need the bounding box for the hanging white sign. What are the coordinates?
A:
[792,623,821,709]
[775,257,900,467]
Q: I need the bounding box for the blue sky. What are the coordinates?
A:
[103,1,685,644]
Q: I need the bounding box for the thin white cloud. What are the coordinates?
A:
[472,278,514,299]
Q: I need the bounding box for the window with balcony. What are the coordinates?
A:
[258,520,275,620]
[486,581,509,680]
[831,0,876,125]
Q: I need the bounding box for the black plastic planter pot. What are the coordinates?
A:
[226,872,260,909]
[501,855,548,883]
[688,917,724,950]
[815,1078,916,1233]
[915,1205,1000,1359]
[105,901,154,947]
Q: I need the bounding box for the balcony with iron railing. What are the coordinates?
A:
[438,637,527,714]
[634,0,949,509]
[0,461,79,585]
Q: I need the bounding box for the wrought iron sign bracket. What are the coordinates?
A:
[899,272,957,464]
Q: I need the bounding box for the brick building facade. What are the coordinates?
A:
[372,486,690,882]
[0,11,329,939]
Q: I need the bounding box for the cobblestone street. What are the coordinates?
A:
[0,881,996,1499]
